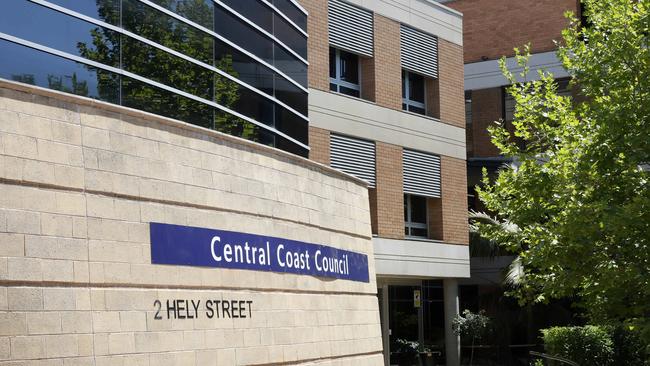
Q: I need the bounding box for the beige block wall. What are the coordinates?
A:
[0,81,383,365]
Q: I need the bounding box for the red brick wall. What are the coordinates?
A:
[438,39,465,128]
[446,0,578,63]
[308,126,330,165]
[441,156,469,245]
[299,0,329,91]
[469,87,502,158]
[373,14,402,110]
[375,142,404,239]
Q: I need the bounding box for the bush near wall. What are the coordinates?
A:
[541,325,648,366]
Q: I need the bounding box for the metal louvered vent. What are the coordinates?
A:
[328,0,374,57]
[330,134,376,187]
[400,24,438,79]
[403,149,441,198]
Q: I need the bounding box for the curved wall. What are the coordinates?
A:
[0,80,383,365]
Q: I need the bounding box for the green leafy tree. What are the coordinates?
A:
[473,0,650,344]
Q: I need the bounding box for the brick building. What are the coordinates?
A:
[300,1,468,365]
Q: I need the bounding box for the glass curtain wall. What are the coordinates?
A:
[0,0,309,156]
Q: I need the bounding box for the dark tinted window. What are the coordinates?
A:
[214,110,275,146]
[273,13,307,59]
[274,44,307,87]
[275,107,308,145]
[275,76,307,116]
[121,36,213,100]
[408,72,425,103]
[214,74,275,127]
[272,0,307,32]
[215,5,273,65]
[122,76,213,128]
[410,195,427,224]
[215,41,274,97]
[0,39,119,103]
[148,0,214,30]
[339,50,359,84]
[220,0,272,32]
[122,0,214,65]
[46,0,120,25]
[0,1,120,67]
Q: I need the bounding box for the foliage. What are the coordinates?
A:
[452,309,491,340]
[473,0,650,342]
[393,338,432,356]
[542,326,614,366]
[542,325,648,366]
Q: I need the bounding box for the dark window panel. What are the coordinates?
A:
[330,83,337,92]
[215,41,274,97]
[273,13,307,59]
[409,72,425,103]
[214,74,275,127]
[408,105,426,115]
[215,5,273,65]
[329,47,337,79]
[339,50,359,84]
[410,195,427,223]
[121,76,213,128]
[214,110,275,146]
[272,0,307,32]
[147,0,214,30]
[274,107,308,145]
[275,135,308,158]
[0,39,119,103]
[122,0,214,65]
[339,86,360,98]
[121,35,213,100]
[220,0,272,33]
[274,44,307,87]
[0,0,120,67]
[45,0,120,25]
[274,75,307,116]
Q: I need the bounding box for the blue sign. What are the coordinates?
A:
[150,222,370,283]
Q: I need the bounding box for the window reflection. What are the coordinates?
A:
[0,0,308,155]
[0,39,119,103]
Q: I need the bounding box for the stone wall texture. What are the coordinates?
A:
[0,81,383,365]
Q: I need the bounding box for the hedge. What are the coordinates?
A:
[541,325,647,366]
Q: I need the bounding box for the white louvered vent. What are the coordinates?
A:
[328,0,374,57]
[330,134,376,187]
[403,149,441,198]
[400,24,438,79]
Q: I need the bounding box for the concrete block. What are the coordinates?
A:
[43,288,76,311]
[25,235,87,261]
[26,312,61,335]
[40,214,73,237]
[6,210,40,235]
[0,233,24,256]
[41,259,74,282]
[10,335,45,359]
[6,257,42,282]
[51,120,81,145]
[108,333,135,355]
[0,312,27,336]
[44,334,78,357]
[3,133,38,159]
[61,312,92,333]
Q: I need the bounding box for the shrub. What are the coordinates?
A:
[541,325,648,366]
[542,326,614,366]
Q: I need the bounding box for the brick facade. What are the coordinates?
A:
[372,14,402,110]
[446,0,578,63]
[375,142,404,240]
[441,156,469,245]
[438,39,466,129]
[469,87,503,158]
[308,126,330,165]
[299,0,329,91]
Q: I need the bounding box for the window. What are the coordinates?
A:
[465,90,472,126]
[404,194,427,238]
[402,70,425,114]
[329,47,360,97]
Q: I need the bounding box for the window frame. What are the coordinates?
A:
[402,70,426,114]
[404,193,428,239]
[329,47,361,97]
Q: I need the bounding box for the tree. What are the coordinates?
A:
[473,0,650,344]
